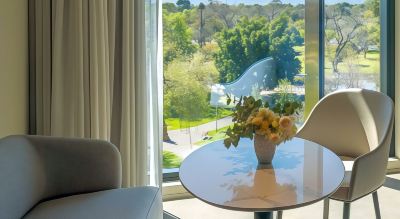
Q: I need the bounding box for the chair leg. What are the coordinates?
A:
[372,191,381,219]
[277,211,283,219]
[323,199,329,219]
[343,202,350,219]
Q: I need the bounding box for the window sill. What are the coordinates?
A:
[387,157,400,174]
[162,181,192,201]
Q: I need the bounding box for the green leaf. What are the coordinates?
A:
[224,138,232,149]
[227,96,232,105]
[255,99,262,108]
[232,137,239,147]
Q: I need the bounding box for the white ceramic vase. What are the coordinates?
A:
[253,134,276,164]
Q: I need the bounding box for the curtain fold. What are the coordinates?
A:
[29,0,162,188]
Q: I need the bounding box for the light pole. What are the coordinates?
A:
[199,3,205,47]
[215,105,218,132]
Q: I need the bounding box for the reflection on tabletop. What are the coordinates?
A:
[179,137,345,211]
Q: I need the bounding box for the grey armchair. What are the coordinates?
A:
[297,89,394,219]
[0,135,162,219]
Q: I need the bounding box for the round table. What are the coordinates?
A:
[179,137,345,219]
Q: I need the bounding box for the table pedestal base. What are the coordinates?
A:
[254,212,273,219]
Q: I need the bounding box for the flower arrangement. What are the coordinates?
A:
[224,95,302,148]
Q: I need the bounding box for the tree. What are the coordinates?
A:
[163,120,171,141]
[200,42,220,61]
[290,4,305,22]
[366,0,379,17]
[163,12,197,65]
[271,0,283,3]
[269,14,302,81]
[293,19,305,39]
[207,2,237,28]
[215,15,302,83]
[163,3,179,13]
[200,3,230,42]
[215,17,270,83]
[325,3,362,73]
[266,0,283,21]
[164,52,218,119]
[176,0,191,11]
[353,24,379,58]
[177,81,207,146]
[163,54,214,144]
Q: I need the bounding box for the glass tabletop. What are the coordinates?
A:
[179,137,345,212]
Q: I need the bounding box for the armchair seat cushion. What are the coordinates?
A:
[24,187,162,219]
[340,156,355,187]
[330,156,354,201]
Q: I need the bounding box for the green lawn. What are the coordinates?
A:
[324,50,379,76]
[163,151,182,169]
[194,125,231,146]
[165,107,232,131]
[294,45,379,76]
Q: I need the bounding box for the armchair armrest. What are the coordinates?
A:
[349,138,391,201]
[26,135,122,200]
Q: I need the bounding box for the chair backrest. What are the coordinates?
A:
[297,89,394,158]
[0,135,121,219]
[0,136,46,219]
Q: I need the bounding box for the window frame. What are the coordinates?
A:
[380,0,396,157]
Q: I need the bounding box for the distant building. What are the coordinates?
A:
[210,57,276,107]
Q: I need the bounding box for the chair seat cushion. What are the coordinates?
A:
[24,187,162,219]
[340,156,354,187]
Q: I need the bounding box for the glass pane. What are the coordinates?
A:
[324,0,380,93]
[162,0,306,173]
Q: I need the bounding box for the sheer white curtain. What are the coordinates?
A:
[29,0,162,187]
[145,0,163,186]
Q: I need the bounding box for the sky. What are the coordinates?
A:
[163,0,366,5]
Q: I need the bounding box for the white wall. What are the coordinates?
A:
[0,0,28,137]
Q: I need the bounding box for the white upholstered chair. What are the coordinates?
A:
[0,135,163,219]
[297,89,394,219]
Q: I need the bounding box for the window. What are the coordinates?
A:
[162,0,307,180]
[324,0,381,94]
[161,0,394,180]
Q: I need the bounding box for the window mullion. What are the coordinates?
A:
[304,0,324,119]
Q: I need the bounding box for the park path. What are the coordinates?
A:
[163,116,233,159]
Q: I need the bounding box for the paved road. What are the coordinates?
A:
[163,116,233,159]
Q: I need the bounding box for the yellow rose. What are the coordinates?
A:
[252,116,263,126]
[281,124,297,140]
[266,110,274,118]
[289,125,298,137]
[272,120,279,128]
[257,108,268,118]
[279,116,293,130]
[261,121,269,130]
[269,133,280,143]
[269,113,278,122]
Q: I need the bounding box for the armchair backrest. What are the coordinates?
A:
[0,136,46,219]
[0,135,122,219]
[297,89,394,158]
